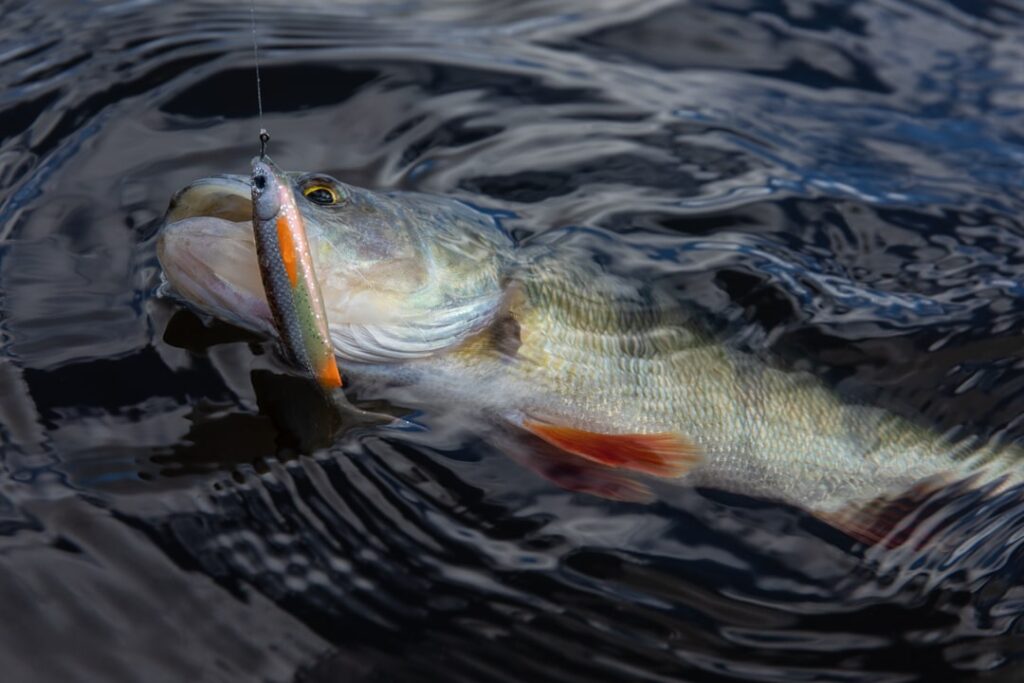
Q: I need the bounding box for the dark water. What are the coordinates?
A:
[2,0,1024,680]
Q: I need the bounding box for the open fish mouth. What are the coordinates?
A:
[157,175,274,334]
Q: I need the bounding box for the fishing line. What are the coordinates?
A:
[249,0,270,157]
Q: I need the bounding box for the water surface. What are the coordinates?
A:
[2,0,1024,680]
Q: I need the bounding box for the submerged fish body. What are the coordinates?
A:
[436,255,1022,512]
[158,166,1024,536]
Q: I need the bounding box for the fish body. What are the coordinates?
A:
[450,258,1020,509]
[157,167,1023,534]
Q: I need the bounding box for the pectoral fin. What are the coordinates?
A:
[521,418,701,478]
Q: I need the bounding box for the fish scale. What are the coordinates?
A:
[457,255,1024,513]
[160,168,1024,524]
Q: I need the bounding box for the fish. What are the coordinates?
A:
[250,155,342,393]
[157,164,1024,544]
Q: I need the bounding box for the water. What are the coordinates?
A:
[2,0,1024,680]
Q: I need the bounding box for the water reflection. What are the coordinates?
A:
[0,0,1023,680]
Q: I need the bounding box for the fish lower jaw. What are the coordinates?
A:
[157,217,274,335]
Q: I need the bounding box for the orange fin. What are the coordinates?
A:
[524,451,655,503]
[818,473,996,548]
[521,419,701,478]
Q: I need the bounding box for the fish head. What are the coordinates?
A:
[158,167,513,363]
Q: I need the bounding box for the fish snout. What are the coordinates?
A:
[165,174,252,224]
[158,175,273,335]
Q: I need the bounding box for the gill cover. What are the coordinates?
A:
[297,179,515,363]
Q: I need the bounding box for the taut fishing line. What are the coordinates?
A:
[250,1,270,157]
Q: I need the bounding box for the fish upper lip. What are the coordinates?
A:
[165,174,252,225]
[157,173,275,335]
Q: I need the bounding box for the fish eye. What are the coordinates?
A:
[302,183,340,206]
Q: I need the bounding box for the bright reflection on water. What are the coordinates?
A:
[1,0,1024,680]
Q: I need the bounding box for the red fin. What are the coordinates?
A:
[521,419,701,478]
[530,455,655,503]
[819,474,995,548]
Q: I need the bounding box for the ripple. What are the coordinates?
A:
[1,0,1024,681]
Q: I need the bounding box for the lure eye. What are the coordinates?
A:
[302,184,340,205]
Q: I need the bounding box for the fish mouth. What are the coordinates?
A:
[157,175,274,334]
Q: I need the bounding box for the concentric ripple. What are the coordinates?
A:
[0,1,1023,681]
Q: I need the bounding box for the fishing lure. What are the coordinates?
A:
[250,149,343,392]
